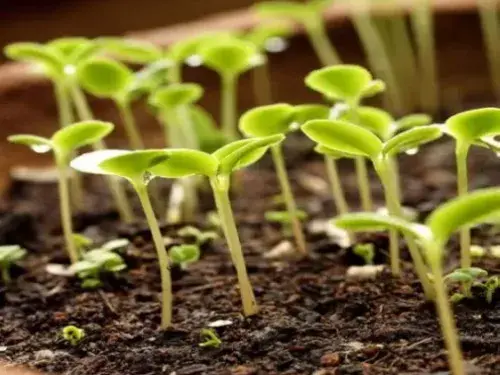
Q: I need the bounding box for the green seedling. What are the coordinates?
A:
[334,188,500,375]
[170,244,200,269]
[69,246,127,288]
[470,245,487,259]
[483,275,500,304]
[305,65,385,212]
[77,57,145,149]
[199,328,222,348]
[255,0,341,66]
[198,37,264,140]
[444,108,500,268]
[0,245,27,284]
[70,149,173,328]
[62,325,85,346]
[478,0,500,101]
[265,210,308,238]
[206,211,222,229]
[240,104,307,254]
[72,233,93,258]
[445,267,488,301]
[149,135,285,316]
[353,243,375,265]
[8,120,113,264]
[177,226,219,245]
[302,118,442,290]
[96,37,163,64]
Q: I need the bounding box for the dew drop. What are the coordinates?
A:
[405,147,419,155]
[329,103,349,119]
[143,171,155,185]
[186,54,203,67]
[264,37,288,53]
[64,65,76,76]
[31,144,51,154]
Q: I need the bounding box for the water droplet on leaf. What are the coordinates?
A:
[405,147,419,155]
[264,37,288,53]
[31,144,51,153]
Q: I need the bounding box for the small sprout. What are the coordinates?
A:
[445,267,488,298]
[62,325,85,346]
[73,233,93,257]
[170,245,200,269]
[96,37,163,64]
[396,114,432,132]
[177,226,219,245]
[353,243,375,265]
[265,210,308,237]
[102,238,130,252]
[470,245,487,258]
[0,245,27,284]
[199,328,222,348]
[484,276,500,304]
[206,211,222,229]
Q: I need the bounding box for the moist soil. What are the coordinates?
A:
[2,138,500,375]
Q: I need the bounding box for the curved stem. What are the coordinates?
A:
[306,19,342,66]
[456,142,471,268]
[135,183,172,329]
[116,100,144,149]
[271,144,307,254]
[210,176,258,316]
[221,75,238,140]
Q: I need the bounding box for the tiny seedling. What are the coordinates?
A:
[240,104,307,253]
[353,243,375,265]
[170,244,200,270]
[265,210,308,238]
[62,325,85,346]
[444,108,500,268]
[199,328,222,348]
[71,149,173,328]
[149,135,285,316]
[334,187,500,375]
[445,267,488,302]
[177,226,219,245]
[483,275,500,304]
[198,37,264,140]
[96,37,163,64]
[0,245,27,284]
[8,120,113,264]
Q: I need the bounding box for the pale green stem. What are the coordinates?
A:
[306,20,342,66]
[221,74,238,140]
[210,176,258,316]
[116,100,145,150]
[55,154,78,264]
[324,156,349,215]
[388,157,402,203]
[134,182,172,329]
[478,0,500,101]
[271,144,307,255]
[456,142,471,268]
[252,62,273,106]
[169,63,182,84]
[2,265,11,284]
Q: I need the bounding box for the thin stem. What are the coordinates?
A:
[252,62,273,106]
[306,19,342,66]
[456,142,471,268]
[2,266,11,284]
[210,176,258,316]
[478,0,500,101]
[388,157,402,203]
[324,155,349,215]
[116,100,145,149]
[271,144,307,255]
[56,155,78,264]
[221,74,238,140]
[135,183,172,329]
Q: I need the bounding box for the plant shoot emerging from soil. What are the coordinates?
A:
[177,226,219,246]
[199,328,222,348]
[62,325,85,346]
[445,267,488,302]
[0,245,27,284]
[353,243,375,265]
[170,244,200,270]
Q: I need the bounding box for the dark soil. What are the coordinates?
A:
[2,139,500,375]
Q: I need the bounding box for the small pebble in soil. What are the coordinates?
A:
[320,352,341,367]
[346,265,385,280]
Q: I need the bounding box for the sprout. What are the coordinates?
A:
[177,226,219,245]
[445,267,488,300]
[254,0,341,66]
[353,243,375,265]
[199,328,222,348]
[9,121,113,264]
[444,108,500,268]
[62,325,85,346]
[483,276,500,304]
[71,149,173,328]
[96,37,163,64]
[150,135,285,316]
[240,104,307,253]
[302,118,442,291]
[0,245,27,284]
[265,210,308,238]
[170,244,200,269]
[198,37,264,140]
[334,188,500,375]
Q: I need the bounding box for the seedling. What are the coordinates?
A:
[444,108,500,268]
[70,149,173,328]
[62,325,85,346]
[177,226,219,245]
[96,37,163,64]
[0,245,27,284]
[198,37,264,140]
[170,244,200,270]
[265,210,308,238]
[353,243,375,265]
[8,120,113,264]
[240,104,307,253]
[483,275,500,304]
[199,328,222,348]
[302,118,442,287]
[149,135,285,316]
[255,0,341,66]
[445,267,488,301]
[334,188,500,375]
[305,65,385,212]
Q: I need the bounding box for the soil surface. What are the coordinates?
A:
[2,139,500,375]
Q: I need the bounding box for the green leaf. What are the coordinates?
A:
[149,83,203,109]
[245,21,293,51]
[73,234,93,249]
[426,188,500,247]
[382,125,442,157]
[254,1,310,21]
[7,135,53,153]
[102,238,130,251]
[170,244,200,266]
[360,79,386,99]
[52,121,114,154]
[445,108,500,143]
[199,38,263,77]
[305,65,373,103]
[191,105,228,153]
[77,58,133,98]
[349,106,394,140]
[168,33,236,64]
[396,114,432,131]
[239,103,295,137]
[0,245,27,264]
[96,37,163,64]
[131,60,171,96]
[293,104,330,125]
[4,42,64,78]
[149,149,218,178]
[301,119,383,158]
[47,37,93,59]
[265,210,308,223]
[314,144,356,159]
[214,135,284,174]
